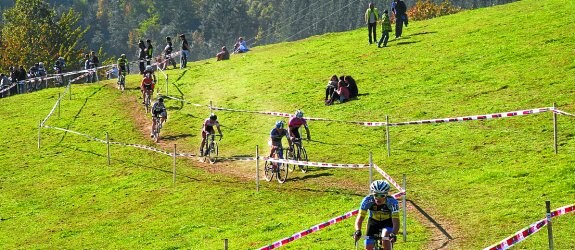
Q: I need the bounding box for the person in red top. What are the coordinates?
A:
[140,71,155,104]
[288,110,311,143]
[327,80,350,105]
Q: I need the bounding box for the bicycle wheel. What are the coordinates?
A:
[208,142,218,164]
[264,161,274,182]
[286,148,296,172]
[276,157,288,183]
[120,75,125,91]
[153,118,161,142]
[298,147,308,173]
[144,92,151,113]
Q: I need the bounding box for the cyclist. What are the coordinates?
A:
[140,69,155,104]
[54,57,66,74]
[117,54,129,85]
[353,180,400,250]
[288,110,311,144]
[200,113,223,156]
[151,97,167,137]
[269,121,292,159]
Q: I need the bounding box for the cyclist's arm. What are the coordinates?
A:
[304,126,311,140]
[355,210,367,231]
[216,124,223,136]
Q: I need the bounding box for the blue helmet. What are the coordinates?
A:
[295,110,304,118]
[370,180,391,194]
[275,121,284,129]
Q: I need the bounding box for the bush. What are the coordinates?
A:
[394,0,461,22]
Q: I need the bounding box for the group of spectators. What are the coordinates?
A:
[365,0,408,47]
[324,75,358,105]
[215,36,250,61]
[0,57,67,98]
[83,51,100,83]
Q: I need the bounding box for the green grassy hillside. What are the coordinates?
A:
[2,0,575,249]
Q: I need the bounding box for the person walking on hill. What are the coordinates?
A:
[145,39,154,66]
[392,0,408,39]
[138,40,146,74]
[364,2,379,45]
[179,34,190,69]
[353,180,399,250]
[378,10,392,48]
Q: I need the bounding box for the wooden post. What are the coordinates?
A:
[553,103,558,154]
[165,75,169,96]
[173,144,177,184]
[256,145,260,192]
[402,174,407,242]
[210,100,213,113]
[37,120,42,149]
[386,115,391,157]
[369,152,373,193]
[546,200,554,250]
[58,93,61,119]
[69,83,72,100]
[106,132,111,166]
[224,239,228,250]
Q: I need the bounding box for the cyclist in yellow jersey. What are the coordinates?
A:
[353,180,400,250]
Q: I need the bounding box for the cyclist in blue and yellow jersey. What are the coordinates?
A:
[353,180,400,250]
[200,113,223,156]
[269,121,292,158]
[288,110,311,142]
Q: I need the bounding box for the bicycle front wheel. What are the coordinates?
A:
[277,161,288,183]
[298,147,308,173]
[264,161,274,182]
[208,142,218,164]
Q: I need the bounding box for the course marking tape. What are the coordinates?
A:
[257,191,404,250]
[373,164,404,192]
[484,204,575,250]
[262,157,369,169]
[552,108,575,118]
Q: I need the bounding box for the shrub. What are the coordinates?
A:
[393,0,461,22]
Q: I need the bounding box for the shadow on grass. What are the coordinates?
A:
[58,85,105,144]
[161,133,195,141]
[395,41,418,46]
[288,172,332,181]
[407,199,453,249]
[308,139,366,147]
[405,31,437,37]
[61,145,200,181]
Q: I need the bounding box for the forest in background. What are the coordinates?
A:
[0,0,516,70]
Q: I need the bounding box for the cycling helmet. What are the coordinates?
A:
[146,65,153,72]
[158,97,164,103]
[209,113,217,120]
[275,121,284,129]
[58,57,64,60]
[295,110,304,118]
[121,54,126,58]
[370,180,391,194]
[39,62,44,67]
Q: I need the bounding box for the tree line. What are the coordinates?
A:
[0,0,516,72]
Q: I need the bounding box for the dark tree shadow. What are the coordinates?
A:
[161,133,195,141]
[396,41,418,46]
[407,199,453,249]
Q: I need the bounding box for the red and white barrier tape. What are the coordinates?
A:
[41,83,71,126]
[43,125,107,143]
[484,204,575,250]
[257,191,404,250]
[373,164,403,192]
[0,83,17,94]
[262,157,370,169]
[552,109,575,118]
[388,107,552,126]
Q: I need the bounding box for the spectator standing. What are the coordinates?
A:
[145,39,154,66]
[84,54,92,83]
[138,40,146,74]
[163,36,177,70]
[9,66,18,96]
[17,66,27,94]
[378,10,392,48]
[216,46,230,61]
[364,2,379,45]
[392,0,408,39]
[179,34,190,69]
[1,73,10,98]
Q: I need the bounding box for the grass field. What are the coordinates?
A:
[1,0,575,249]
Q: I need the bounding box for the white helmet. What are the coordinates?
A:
[295,110,304,118]
[370,180,391,194]
[39,62,44,67]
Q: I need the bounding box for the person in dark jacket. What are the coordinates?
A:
[391,0,408,39]
[145,39,154,66]
[216,46,230,61]
[345,75,358,99]
[138,39,146,74]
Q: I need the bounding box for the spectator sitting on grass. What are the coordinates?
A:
[216,46,230,61]
[326,80,350,105]
[325,75,338,103]
[345,75,358,99]
[233,37,249,53]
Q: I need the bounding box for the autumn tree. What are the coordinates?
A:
[0,0,88,71]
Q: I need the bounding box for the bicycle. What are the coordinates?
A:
[264,146,290,183]
[143,89,152,113]
[151,115,162,143]
[287,137,308,173]
[117,71,126,92]
[356,229,394,250]
[203,134,221,164]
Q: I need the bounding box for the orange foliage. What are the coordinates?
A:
[404,0,461,22]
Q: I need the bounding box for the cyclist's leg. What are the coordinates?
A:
[200,131,207,154]
[151,116,156,137]
[381,227,394,250]
[365,218,383,250]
